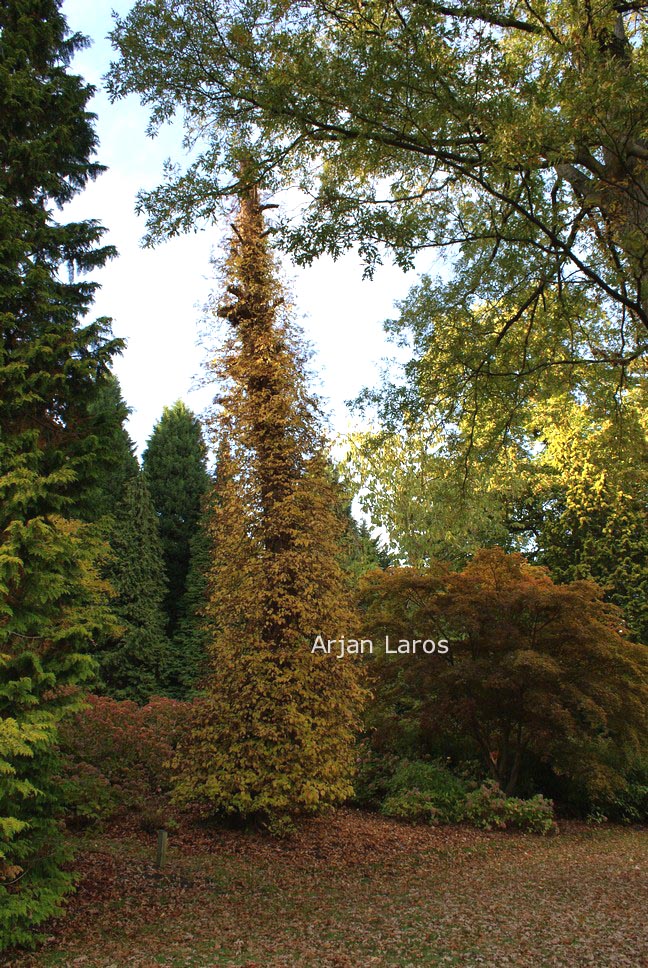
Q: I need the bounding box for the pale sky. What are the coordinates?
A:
[61,0,430,455]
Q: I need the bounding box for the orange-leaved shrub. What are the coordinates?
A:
[57,694,192,824]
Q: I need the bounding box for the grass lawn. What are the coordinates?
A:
[8,810,647,968]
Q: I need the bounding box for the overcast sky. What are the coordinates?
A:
[60,0,430,454]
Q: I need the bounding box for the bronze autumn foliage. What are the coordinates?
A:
[360,548,648,796]
[172,189,365,826]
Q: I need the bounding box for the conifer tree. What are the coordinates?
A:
[166,514,211,698]
[0,0,121,947]
[84,374,139,523]
[97,472,171,703]
[173,190,366,827]
[340,497,394,580]
[142,401,209,636]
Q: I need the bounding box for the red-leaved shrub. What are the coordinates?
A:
[58,694,192,823]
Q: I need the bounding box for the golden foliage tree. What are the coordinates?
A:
[173,189,365,827]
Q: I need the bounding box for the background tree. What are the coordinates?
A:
[343,516,394,580]
[0,0,121,948]
[96,472,171,703]
[360,550,648,797]
[110,0,648,387]
[349,372,648,641]
[173,189,366,828]
[331,465,394,580]
[166,509,212,698]
[535,412,648,644]
[83,374,139,523]
[142,401,210,636]
[346,421,519,567]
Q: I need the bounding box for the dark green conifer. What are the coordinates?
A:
[167,516,212,697]
[142,401,210,635]
[97,472,171,702]
[0,0,121,948]
[83,374,139,522]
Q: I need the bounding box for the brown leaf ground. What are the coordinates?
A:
[7,810,648,967]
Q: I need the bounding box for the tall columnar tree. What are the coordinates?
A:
[0,0,121,948]
[97,472,171,703]
[142,400,209,636]
[173,190,366,827]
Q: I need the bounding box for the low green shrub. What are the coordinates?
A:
[502,792,557,835]
[381,759,468,824]
[356,752,557,834]
[463,780,509,830]
[464,781,556,835]
[381,789,442,824]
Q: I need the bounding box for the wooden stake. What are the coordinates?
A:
[156,829,168,869]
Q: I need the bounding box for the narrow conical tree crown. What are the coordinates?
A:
[0,0,121,948]
[142,400,209,635]
[173,189,366,826]
[84,374,139,523]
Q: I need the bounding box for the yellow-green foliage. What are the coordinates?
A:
[173,190,366,825]
[0,515,117,950]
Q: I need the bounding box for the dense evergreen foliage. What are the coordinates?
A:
[0,0,121,948]
[97,472,171,702]
[84,375,139,523]
[142,401,209,636]
[166,512,211,698]
[341,503,393,580]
